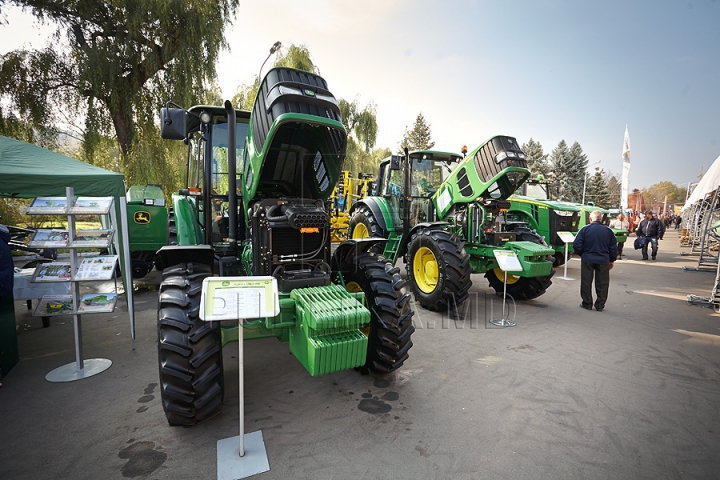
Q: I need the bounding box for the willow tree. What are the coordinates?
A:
[232,44,319,110]
[0,0,239,180]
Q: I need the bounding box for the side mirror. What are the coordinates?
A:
[390,155,402,171]
[160,107,187,140]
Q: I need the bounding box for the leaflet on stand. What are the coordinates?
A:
[73,255,118,281]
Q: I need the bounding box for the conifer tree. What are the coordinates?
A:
[521,138,551,178]
[398,113,435,153]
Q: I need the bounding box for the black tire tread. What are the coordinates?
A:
[406,227,472,311]
[339,253,414,374]
[157,261,223,426]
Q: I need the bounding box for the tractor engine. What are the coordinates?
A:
[249,198,331,292]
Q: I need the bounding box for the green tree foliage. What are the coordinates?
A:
[603,172,622,208]
[585,169,611,208]
[641,181,687,207]
[566,142,589,203]
[521,138,551,179]
[549,140,571,201]
[339,98,381,176]
[549,140,592,202]
[398,113,435,153]
[232,43,318,110]
[0,0,239,185]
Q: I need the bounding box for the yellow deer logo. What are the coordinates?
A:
[134,211,151,224]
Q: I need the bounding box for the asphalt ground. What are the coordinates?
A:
[1,228,719,480]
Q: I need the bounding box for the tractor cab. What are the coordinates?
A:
[161,104,251,256]
[376,150,463,228]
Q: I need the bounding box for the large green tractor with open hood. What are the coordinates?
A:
[348,138,555,311]
[156,67,414,426]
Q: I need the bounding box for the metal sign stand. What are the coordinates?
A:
[555,231,576,281]
[200,277,279,480]
[489,250,521,327]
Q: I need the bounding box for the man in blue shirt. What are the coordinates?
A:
[573,210,618,312]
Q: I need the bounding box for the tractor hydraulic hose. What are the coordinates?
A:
[224,100,237,254]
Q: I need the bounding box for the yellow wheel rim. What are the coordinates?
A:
[413,246,439,293]
[352,223,369,239]
[346,281,370,336]
[492,267,520,284]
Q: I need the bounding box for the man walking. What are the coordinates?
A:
[573,210,618,312]
[636,211,665,260]
[609,213,629,259]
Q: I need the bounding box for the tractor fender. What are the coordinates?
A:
[171,194,204,245]
[156,244,215,272]
[350,198,390,232]
[399,222,450,258]
[331,238,388,272]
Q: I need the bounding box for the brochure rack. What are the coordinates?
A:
[26,187,118,382]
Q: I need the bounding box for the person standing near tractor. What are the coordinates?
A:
[573,210,618,312]
[609,213,629,259]
[636,211,665,260]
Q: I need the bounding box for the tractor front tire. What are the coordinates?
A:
[157,262,224,426]
[348,205,387,254]
[406,227,472,311]
[485,227,554,301]
[340,253,414,374]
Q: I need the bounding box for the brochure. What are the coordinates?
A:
[26,197,69,214]
[68,197,113,215]
[74,255,118,281]
[32,262,73,282]
[34,295,74,316]
[28,229,69,248]
[77,293,118,314]
[72,229,114,247]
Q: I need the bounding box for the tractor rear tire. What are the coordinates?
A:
[485,227,554,301]
[340,253,414,374]
[406,227,472,311]
[157,262,224,426]
[553,251,566,267]
[348,204,386,254]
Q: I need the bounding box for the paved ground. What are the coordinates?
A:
[1,229,719,480]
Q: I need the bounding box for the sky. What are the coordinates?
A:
[2,1,719,191]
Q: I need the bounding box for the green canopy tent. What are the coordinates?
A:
[0,134,137,343]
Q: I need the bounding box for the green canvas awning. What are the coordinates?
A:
[0,135,125,198]
[0,135,137,344]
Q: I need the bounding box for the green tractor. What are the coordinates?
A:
[505,178,581,267]
[348,139,555,311]
[156,67,414,426]
[124,184,169,278]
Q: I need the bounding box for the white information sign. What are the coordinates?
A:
[200,277,279,321]
[493,250,523,272]
[557,231,576,244]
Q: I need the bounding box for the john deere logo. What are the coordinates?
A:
[222,281,230,286]
[304,89,315,96]
[134,211,151,224]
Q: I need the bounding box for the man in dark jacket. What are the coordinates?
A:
[636,211,665,260]
[0,224,13,308]
[573,210,618,312]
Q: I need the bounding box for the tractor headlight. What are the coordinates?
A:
[555,210,574,216]
[495,151,508,163]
